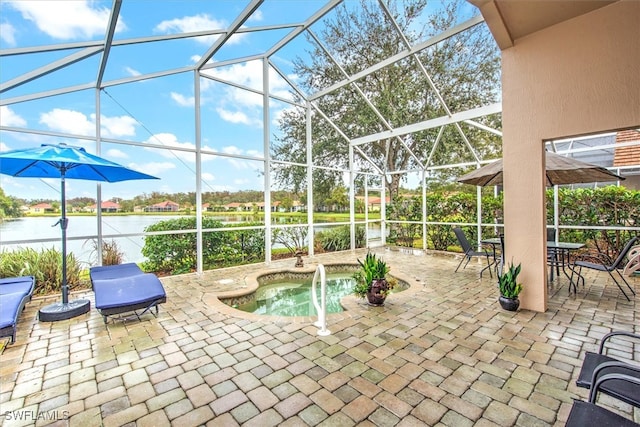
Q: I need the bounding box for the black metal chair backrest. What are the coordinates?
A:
[612,236,639,269]
[546,228,556,242]
[453,227,472,253]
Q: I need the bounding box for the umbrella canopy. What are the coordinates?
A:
[457,151,624,187]
[0,143,159,321]
[0,143,157,182]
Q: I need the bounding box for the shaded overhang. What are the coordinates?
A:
[467,0,618,49]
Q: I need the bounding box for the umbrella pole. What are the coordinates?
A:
[60,173,69,304]
[38,168,90,322]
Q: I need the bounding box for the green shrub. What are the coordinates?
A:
[315,225,366,252]
[387,195,422,247]
[0,247,84,295]
[546,186,640,257]
[141,217,265,274]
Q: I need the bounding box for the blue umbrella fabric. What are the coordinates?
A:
[0,143,159,322]
[0,143,158,182]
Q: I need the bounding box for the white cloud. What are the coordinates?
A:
[0,176,22,189]
[154,14,246,46]
[0,106,27,127]
[204,61,295,99]
[201,172,215,182]
[128,161,176,176]
[0,21,16,45]
[221,145,242,156]
[0,142,10,152]
[97,114,137,137]
[7,0,126,40]
[216,108,253,126]
[219,145,263,171]
[204,61,263,92]
[200,60,294,126]
[227,158,258,171]
[105,148,128,159]
[124,66,141,77]
[249,10,263,22]
[38,109,137,138]
[245,149,262,157]
[40,109,93,135]
[145,133,194,159]
[144,133,215,163]
[170,92,195,107]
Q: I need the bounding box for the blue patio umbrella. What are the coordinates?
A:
[0,143,159,321]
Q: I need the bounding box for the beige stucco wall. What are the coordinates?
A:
[501,1,640,311]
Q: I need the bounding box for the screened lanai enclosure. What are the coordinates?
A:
[1,0,638,276]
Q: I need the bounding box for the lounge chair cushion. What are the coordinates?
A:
[0,292,30,329]
[0,276,35,343]
[0,276,35,296]
[92,273,166,310]
[89,262,144,281]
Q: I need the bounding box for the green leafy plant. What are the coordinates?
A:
[387,195,422,247]
[141,217,265,274]
[315,225,366,252]
[352,252,393,299]
[0,247,84,295]
[498,262,523,299]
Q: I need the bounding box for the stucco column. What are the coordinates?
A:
[501,109,548,312]
[501,44,548,311]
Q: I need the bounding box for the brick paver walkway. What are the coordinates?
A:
[1,247,638,426]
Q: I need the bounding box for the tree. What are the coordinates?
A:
[279,196,293,212]
[272,0,501,199]
[0,187,23,219]
[326,186,349,212]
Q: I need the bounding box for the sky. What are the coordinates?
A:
[0,0,336,202]
[0,0,473,203]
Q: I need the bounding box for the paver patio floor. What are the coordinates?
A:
[1,247,638,426]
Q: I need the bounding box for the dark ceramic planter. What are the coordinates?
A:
[499,295,520,311]
[366,278,389,306]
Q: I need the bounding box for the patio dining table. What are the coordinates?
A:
[547,241,585,293]
[481,238,585,294]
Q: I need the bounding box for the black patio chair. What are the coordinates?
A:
[547,228,560,280]
[453,227,493,278]
[571,236,638,301]
[566,373,640,427]
[576,331,640,408]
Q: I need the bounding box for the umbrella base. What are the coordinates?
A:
[39,299,91,322]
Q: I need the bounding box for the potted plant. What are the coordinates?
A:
[353,252,394,306]
[498,261,523,311]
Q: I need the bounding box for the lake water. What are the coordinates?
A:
[0,215,252,265]
[0,216,382,265]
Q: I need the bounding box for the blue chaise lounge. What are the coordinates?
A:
[89,263,166,323]
[0,276,35,343]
